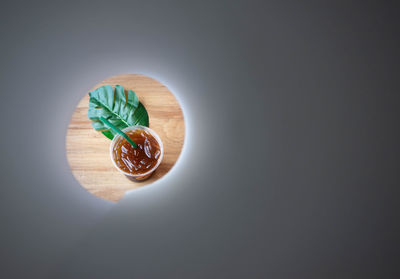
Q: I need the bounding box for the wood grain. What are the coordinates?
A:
[66,74,185,202]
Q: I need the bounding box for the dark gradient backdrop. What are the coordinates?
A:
[1,1,399,278]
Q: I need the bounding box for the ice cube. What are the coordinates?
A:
[144,138,151,158]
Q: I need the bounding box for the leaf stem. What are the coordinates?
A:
[99,116,137,148]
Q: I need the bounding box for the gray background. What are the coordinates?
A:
[1,0,399,278]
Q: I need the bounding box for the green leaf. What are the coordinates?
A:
[88,85,149,140]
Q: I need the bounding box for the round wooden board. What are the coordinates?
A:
[66,74,185,202]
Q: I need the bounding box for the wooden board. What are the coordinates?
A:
[66,74,185,202]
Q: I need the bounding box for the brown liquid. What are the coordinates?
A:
[112,129,161,176]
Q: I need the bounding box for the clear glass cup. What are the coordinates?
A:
[110,125,164,181]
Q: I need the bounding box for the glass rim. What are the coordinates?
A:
[109,125,164,177]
